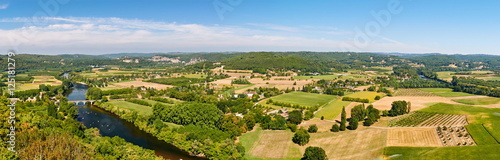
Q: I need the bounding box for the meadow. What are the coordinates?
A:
[262,92,337,108]
[452,97,500,105]
[314,99,351,120]
[105,100,153,116]
[384,145,500,160]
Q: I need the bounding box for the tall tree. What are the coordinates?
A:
[340,106,347,131]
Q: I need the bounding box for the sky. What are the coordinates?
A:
[0,0,499,55]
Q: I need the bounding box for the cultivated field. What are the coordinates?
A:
[109,80,173,89]
[418,88,477,97]
[211,77,313,93]
[394,89,436,97]
[388,112,468,127]
[16,75,63,91]
[343,91,384,103]
[386,128,442,147]
[260,92,336,109]
[437,126,476,147]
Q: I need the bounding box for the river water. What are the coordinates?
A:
[67,83,203,160]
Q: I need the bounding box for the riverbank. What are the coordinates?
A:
[93,101,207,159]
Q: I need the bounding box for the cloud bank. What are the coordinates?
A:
[0,17,438,54]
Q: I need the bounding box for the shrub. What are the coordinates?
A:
[307,125,318,133]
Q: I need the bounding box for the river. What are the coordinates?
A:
[67,83,204,160]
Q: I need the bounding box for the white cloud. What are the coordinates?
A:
[0,4,8,10]
[0,17,442,54]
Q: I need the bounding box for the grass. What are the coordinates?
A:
[384,145,500,160]
[436,71,455,81]
[418,88,477,97]
[418,103,500,115]
[224,84,255,95]
[314,99,351,120]
[487,77,500,81]
[453,97,500,105]
[266,92,337,107]
[105,100,153,116]
[183,74,204,79]
[418,88,454,92]
[343,91,384,103]
[433,92,477,97]
[293,75,340,80]
[466,124,498,145]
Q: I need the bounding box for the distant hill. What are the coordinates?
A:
[222,52,329,73]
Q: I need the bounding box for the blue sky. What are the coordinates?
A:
[0,0,499,55]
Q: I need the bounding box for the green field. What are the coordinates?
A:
[314,99,351,120]
[224,84,256,95]
[453,97,500,105]
[418,88,454,92]
[466,124,498,145]
[433,92,477,97]
[436,71,455,81]
[343,91,384,103]
[183,74,204,78]
[418,88,476,97]
[265,92,337,107]
[105,100,153,115]
[486,77,500,81]
[293,75,340,80]
[384,145,500,160]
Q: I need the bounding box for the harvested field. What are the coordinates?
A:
[307,128,387,160]
[298,118,337,133]
[110,80,173,89]
[241,127,387,160]
[386,128,442,147]
[371,96,460,111]
[249,130,294,159]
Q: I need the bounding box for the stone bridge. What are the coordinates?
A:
[67,100,98,105]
